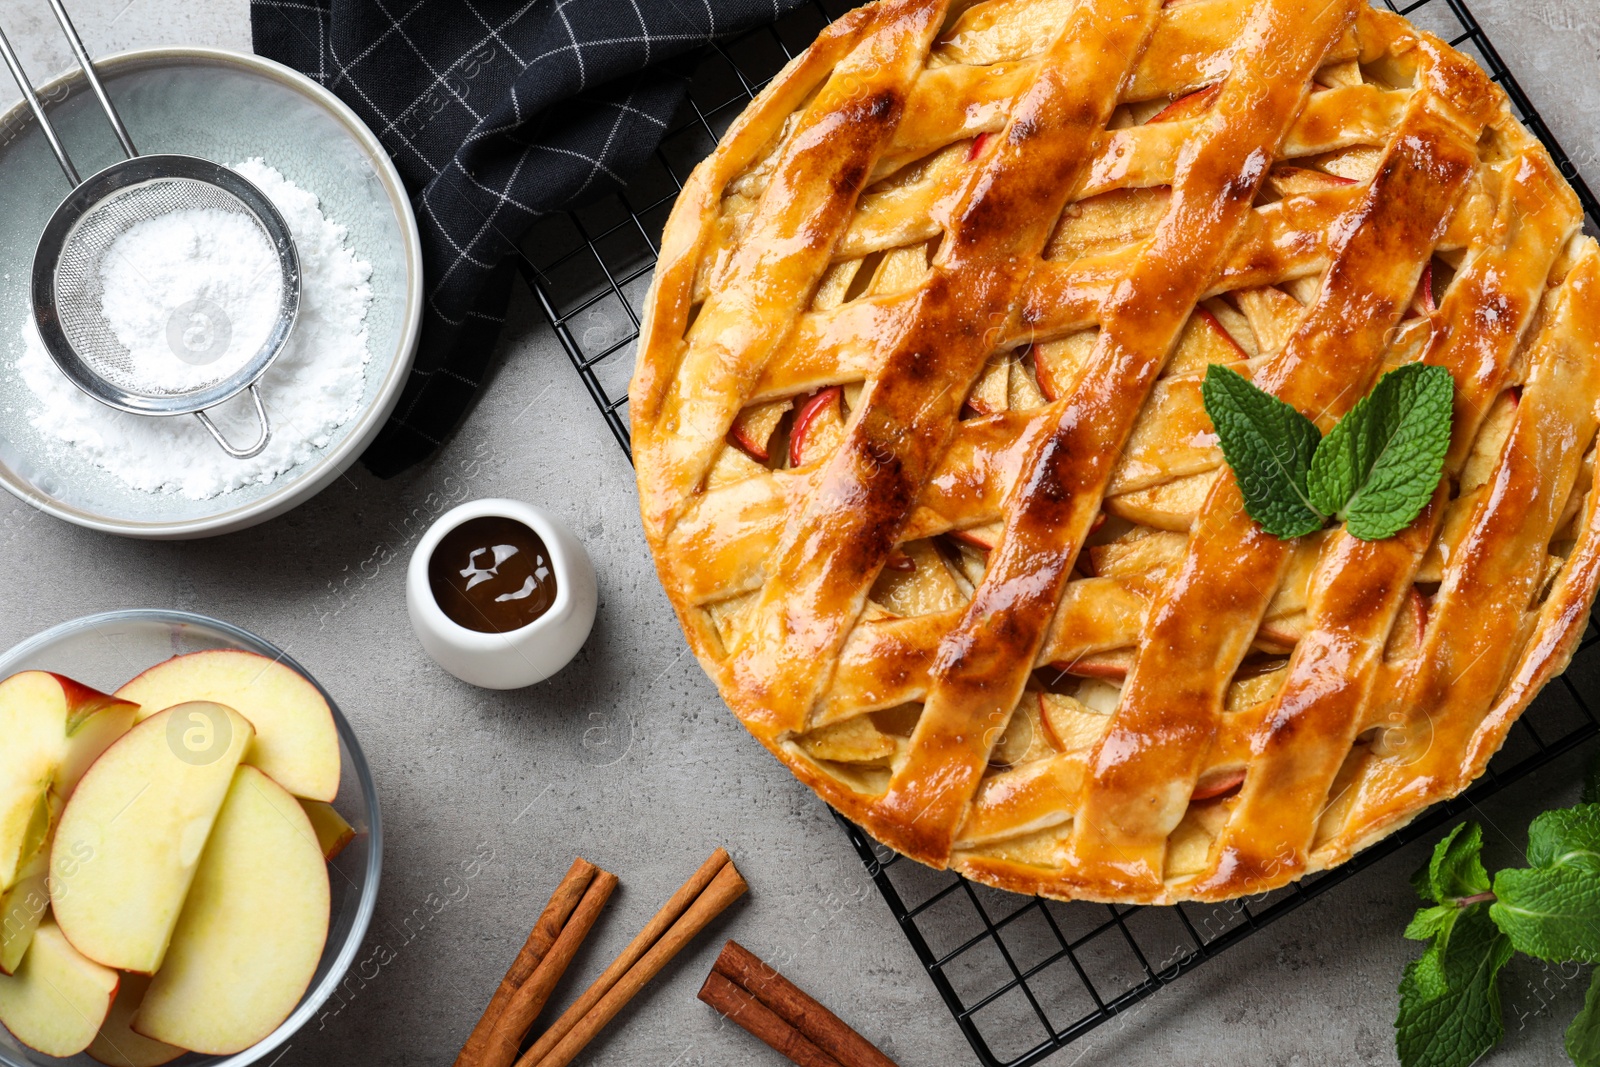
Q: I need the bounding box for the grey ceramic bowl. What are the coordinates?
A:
[0,609,382,1067]
[0,49,423,537]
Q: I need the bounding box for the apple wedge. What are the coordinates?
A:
[950,522,1004,551]
[0,919,118,1057]
[299,799,356,861]
[869,541,966,617]
[0,847,48,975]
[1037,692,1111,753]
[0,672,136,889]
[136,765,330,1055]
[88,973,183,1067]
[56,702,139,804]
[1192,768,1246,801]
[1148,84,1220,124]
[963,354,1010,417]
[51,702,253,974]
[727,398,790,463]
[787,387,847,468]
[117,649,340,802]
[1266,164,1358,199]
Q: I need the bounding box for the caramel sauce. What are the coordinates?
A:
[428,516,558,633]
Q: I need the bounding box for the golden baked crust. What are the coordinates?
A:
[630,0,1600,903]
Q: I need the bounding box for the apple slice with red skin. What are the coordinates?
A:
[1267,165,1358,199]
[1257,612,1306,650]
[1148,84,1220,124]
[54,703,138,804]
[0,848,47,975]
[1191,767,1246,801]
[951,512,1102,555]
[950,522,1005,551]
[967,131,992,161]
[0,672,136,890]
[51,703,255,974]
[299,799,357,862]
[871,542,967,617]
[1385,587,1429,661]
[963,355,1011,418]
[1408,587,1429,636]
[1162,307,1251,378]
[1031,331,1104,402]
[134,766,330,1055]
[1037,692,1067,751]
[0,919,117,1058]
[1031,344,1065,402]
[788,387,847,468]
[1050,649,1132,680]
[116,649,340,803]
[884,550,915,572]
[1037,692,1115,753]
[1410,261,1437,317]
[1193,307,1248,359]
[728,398,790,463]
[88,972,183,1067]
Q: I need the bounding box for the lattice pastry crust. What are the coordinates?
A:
[630,0,1600,903]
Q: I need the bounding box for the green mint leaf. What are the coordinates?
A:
[1492,861,1600,963]
[1583,751,1600,806]
[1437,902,1514,989]
[1395,904,1513,1067]
[1567,967,1600,1067]
[1407,826,1489,942]
[1406,905,1455,942]
[1489,807,1600,962]
[1429,823,1492,904]
[1202,364,1325,539]
[1308,363,1454,541]
[1527,806,1600,870]
[1413,858,1437,902]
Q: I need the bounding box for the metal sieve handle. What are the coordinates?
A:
[0,21,79,184]
[0,1,136,190]
[45,0,137,159]
[193,384,272,459]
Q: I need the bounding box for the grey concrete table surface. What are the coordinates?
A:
[0,1,1598,1065]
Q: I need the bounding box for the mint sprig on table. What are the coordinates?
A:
[1202,362,1454,541]
[1395,758,1600,1067]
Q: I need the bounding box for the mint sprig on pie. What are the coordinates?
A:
[1204,361,1454,541]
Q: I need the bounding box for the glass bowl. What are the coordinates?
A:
[0,610,382,1067]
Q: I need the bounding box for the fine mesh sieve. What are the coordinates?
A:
[0,0,300,459]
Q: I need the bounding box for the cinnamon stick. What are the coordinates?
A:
[516,849,747,1067]
[699,971,845,1067]
[481,868,618,1067]
[704,940,897,1067]
[455,857,598,1067]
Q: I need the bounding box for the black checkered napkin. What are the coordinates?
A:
[251,0,808,476]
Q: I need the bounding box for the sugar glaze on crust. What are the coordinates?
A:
[630,0,1600,903]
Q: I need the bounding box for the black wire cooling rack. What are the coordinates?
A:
[515,3,1600,1063]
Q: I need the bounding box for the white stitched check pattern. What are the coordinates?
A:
[251,0,811,474]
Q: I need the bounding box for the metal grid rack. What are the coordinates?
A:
[515,2,1600,1063]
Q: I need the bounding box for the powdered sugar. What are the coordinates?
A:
[17,158,373,499]
[95,206,278,393]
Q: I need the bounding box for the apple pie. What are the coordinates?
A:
[630,0,1600,903]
